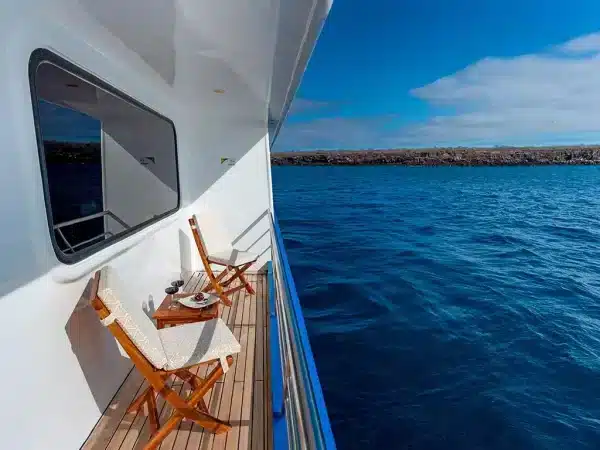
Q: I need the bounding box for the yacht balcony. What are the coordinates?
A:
[83,272,272,450]
[82,216,336,450]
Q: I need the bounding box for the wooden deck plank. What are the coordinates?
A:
[180,270,194,286]
[184,272,200,292]
[81,369,143,449]
[243,292,251,327]
[238,326,256,450]
[248,287,257,327]
[184,363,216,450]
[211,325,241,450]
[181,272,204,301]
[198,380,223,450]
[234,287,245,327]
[194,273,208,293]
[233,289,242,328]
[105,379,150,450]
[221,304,232,334]
[226,289,239,329]
[254,318,265,381]
[251,381,265,450]
[84,273,271,450]
[171,363,209,450]
[241,281,251,326]
[225,381,243,450]
[235,326,248,383]
[158,369,199,449]
[126,377,176,450]
[249,275,261,327]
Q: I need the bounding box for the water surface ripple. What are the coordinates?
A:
[273,165,600,450]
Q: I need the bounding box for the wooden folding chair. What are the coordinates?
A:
[188,215,258,306]
[89,267,241,450]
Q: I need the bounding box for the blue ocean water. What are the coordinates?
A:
[272,165,600,450]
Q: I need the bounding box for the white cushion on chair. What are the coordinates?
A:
[97,266,169,369]
[98,266,241,371]
[208,249,258,266]
[159,319,241,370]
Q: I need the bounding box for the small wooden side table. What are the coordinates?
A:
[153,294,219,329]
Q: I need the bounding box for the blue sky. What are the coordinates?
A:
[275,0,600,151]
[38,100,100,142]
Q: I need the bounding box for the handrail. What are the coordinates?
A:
[268,262,286,417]
[53,210,129,253]
[270,213,337,450]
[53,210,129,231]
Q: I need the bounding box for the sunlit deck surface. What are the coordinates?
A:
[83,272,273,450]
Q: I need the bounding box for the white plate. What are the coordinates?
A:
[177,294,219,309]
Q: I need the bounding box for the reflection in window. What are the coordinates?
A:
[31,53,179,261]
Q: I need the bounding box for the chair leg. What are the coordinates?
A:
[147,390,160,436]
[220,266,239,287]
[216,287,232,306]
[129,359,236,449]
[223,284,246,296]
[220,263,255,294]
[183,359,233,432]
[144,414,183,449]
[145,356,234,448]
[220,263,248,288]
[201,262,256,305]
[202,269,229,292]
[198,398,209,413]
[127,386,153,414]
[172,370,209,412]
[174,368,202,390]
[127,387,160,437]
[237,268,255,295]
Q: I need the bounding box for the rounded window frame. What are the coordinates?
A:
[29,48,181,264]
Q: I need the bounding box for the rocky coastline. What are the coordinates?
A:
[271,147,600,166]
[43,141,101,163]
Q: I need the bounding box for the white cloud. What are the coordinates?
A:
[406,43,600,145]
[557,32,600,54]
[277,31,600,150]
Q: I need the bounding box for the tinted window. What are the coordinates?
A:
[30,50,179,263]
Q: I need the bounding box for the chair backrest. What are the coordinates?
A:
[189,215,225,297]
[190,214,209,256]
[94,266,168,370]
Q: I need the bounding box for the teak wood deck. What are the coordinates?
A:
[82,272,273,450]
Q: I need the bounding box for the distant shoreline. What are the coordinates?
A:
[271,147,600,166]
[43,141,100,164]
[44,141,600,167]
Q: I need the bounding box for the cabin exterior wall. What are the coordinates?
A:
[102,130,178,234]
[0,10,269,450]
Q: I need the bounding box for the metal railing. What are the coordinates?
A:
[269,213,337,450]
[53,210,129,253]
